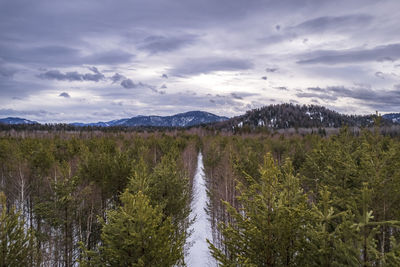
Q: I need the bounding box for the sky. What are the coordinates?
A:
[0,0,399,123]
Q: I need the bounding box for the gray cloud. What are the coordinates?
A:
[262,14,373,47]
[0,108,57,117]
[297,43,400,65]
[120,79,138,89]
[266,68,278,73]
[111,73,126,83]
[162,74,168,79]
[230,93,243,100]
[297,85,400,110]
[0,45,135,67]
[38,68,105,82]
[59,92,70,98]
[0,61,17,78]
[293,14,373,33]
[138,34,197,53]
[261,76,267,80]
[83,50,135,65]
[308,87,327,92]
[296,92,338,101]
[171,57,253,76]
[375,71,384,79]
[120,79,158,93]
[274,86,288,91]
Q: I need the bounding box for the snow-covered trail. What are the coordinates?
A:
[186,152,216,267]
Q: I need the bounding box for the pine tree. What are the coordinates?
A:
[80,189,182,266]
[0,192,37,267]
[209,153,310,266]
[306,188,359,267]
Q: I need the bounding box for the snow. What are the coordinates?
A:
[186,152,216,267]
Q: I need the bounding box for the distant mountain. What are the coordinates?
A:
[1,108,398,130]
[213,104,392,130]
[382,113,400,124]
[0,117,38,125]
[71,111,228,128]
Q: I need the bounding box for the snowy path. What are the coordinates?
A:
[185,152,216,267]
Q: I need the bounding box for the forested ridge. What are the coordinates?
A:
[1,126,400,266]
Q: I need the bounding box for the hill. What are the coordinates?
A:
[382,113,400,124]
[212,104,390,130]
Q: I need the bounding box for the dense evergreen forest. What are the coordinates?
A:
[1,125,400,266]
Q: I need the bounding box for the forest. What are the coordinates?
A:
[1,125,400,266]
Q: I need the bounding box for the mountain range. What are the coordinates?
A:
[0,111,228,128]
[0,105,399,129]
[0,117,38,125]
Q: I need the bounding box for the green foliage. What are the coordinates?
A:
[306,188,359,267]
[0,192,37,267]
[209,153,311,266]
[81,190,182,267]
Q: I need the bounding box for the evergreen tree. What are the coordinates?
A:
[0,192,37,267]
[80,189,182,266]
[306,188,359,267]
[209,153,310,266]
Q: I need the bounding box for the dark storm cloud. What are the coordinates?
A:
[293,14,373,33]
[59,92,70,98]
[171,57,253,76]
[297,43,400,65]
[38,68,105,82]
[138,34,197,53]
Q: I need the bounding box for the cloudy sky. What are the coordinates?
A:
[1,0,399,123]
